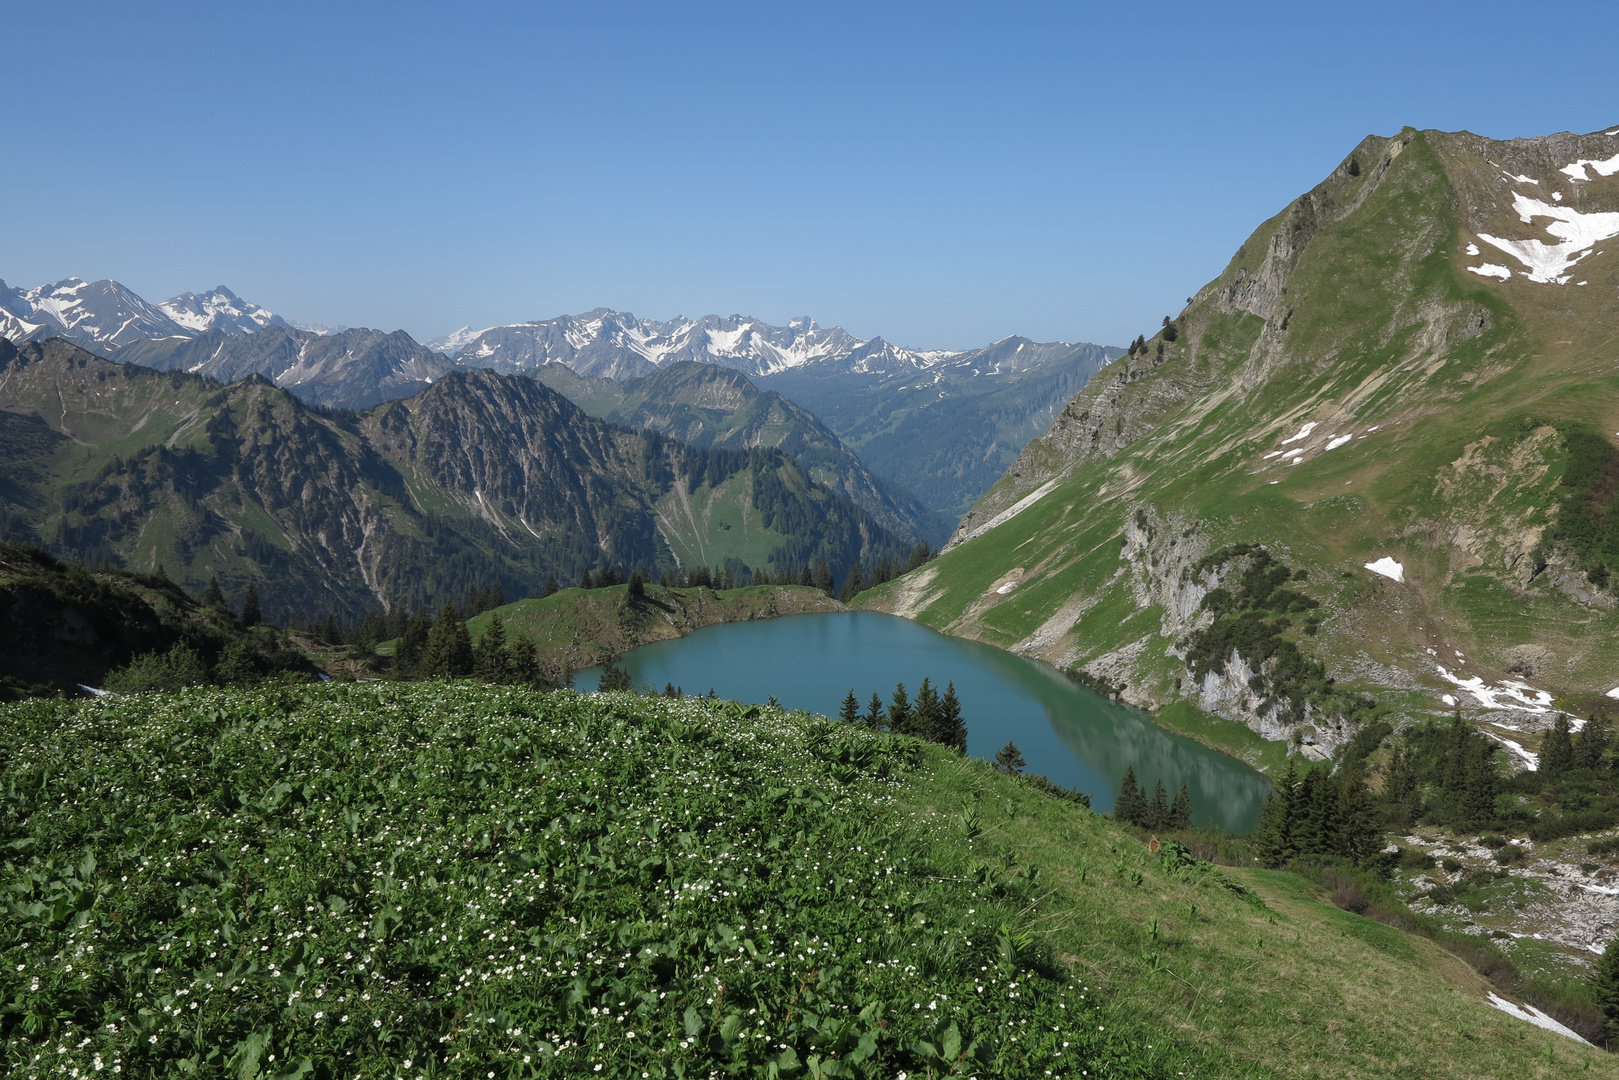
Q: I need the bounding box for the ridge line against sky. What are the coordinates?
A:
[4,0,1617,351]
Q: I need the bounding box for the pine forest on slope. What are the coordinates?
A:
[861,124,1619,754]
[0,338,914,623]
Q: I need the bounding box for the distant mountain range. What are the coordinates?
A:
[0,337,916,621]
[0,276,1121,522]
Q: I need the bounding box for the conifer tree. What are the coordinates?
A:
[597,659,633,692]
[913,678,941,743]
[580,569,595,589]
[839,689,861,724]
[541,573,560,598]
[1577,715,1613,771]
[1251,760,1299,868]
[1461,738,1500,825]
[627,570,646,603]
[1595,936,1619,1047]
[813,561,833,595]
[1334,771,1381,865]
[1148,780,1169,830]
[509,635,542,685]
[475,613,510,682]
[1167,783,1192,830]
[865,691,884,729]
[396,609,432,674]
[887,683,913,735]
[799,564,814,587]
[419,602,473,678]
[1541,714,1574,777]
[1113,767,1146,824]
[995,741,1026,776]
[203,575,227,610]
[239,582,262,627]
[939,681,966,753]
[838,563,867,602]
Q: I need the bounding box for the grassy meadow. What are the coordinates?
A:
[1,683,1611,1077]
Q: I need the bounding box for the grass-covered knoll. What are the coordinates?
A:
[460,583,844,673]
[3,683,1613,1077]
[1,684,1188,1078]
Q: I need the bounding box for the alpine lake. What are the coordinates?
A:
[575,611,1271,832]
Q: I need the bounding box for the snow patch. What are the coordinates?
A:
[1485,992,1592,1044]
[1436,667,1556,713]
[1503,172,1540,185]
[1484,731,1540,770]
[995,582,1018,595]
[1478,191,1619,284]
[1363,557,1404,582]
[1606,685,1619,700]
[1465,242,1481,255]
[1280,421,1317,444]
[1467,263,1513,280]
[1559,152,1619,181]
[1324,433,1353,450]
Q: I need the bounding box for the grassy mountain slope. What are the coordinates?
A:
[858,125,1619,749]
[762,338,1121,520]
[1,682,1606,1076]
[0,340,912,621]
[0,542,307,696]
[533,360,950,545]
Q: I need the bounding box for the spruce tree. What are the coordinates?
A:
[1113,767,1145,824]
[813,561,833,595]
[1147,780,1169,830]
[509,635,542,686]
[1541,714,1574,777]
[1595,936,1619,1047]
[995,741,1026,776]
[541,573,560,598]
[475,613,510,682]
[1577,715,1613,771]
[1461,739,1500,825]
[838,563,867,603]
[913,678,942,743]
[597,659,633,692]
[1167,783,1192,830]
[396,609,432,674]
[1251,760,1299,868]
[887,683,913,735]
[1335,771,1381,865]
[627,570,646,603]
[239,582,262,627]
[865,691,884,729]
[939,681,966,753]
[419,602,473,679]
[203,575,227,610]
[839,689,861,724]
[580,569,595,590]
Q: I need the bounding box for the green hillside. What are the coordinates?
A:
[534,360,951,544]
[860,125,1619,746]
[461,583,845,673]
[0,340,913,622]
[1,682,1607,1076]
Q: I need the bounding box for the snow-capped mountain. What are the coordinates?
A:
[0,277,286,349]
[0,277,189,348]
[159,286,287,335]
[440,309,965,380]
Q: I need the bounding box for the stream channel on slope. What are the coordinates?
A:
[573,610,1271,832]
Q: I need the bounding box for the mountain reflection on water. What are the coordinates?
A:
[575,610,1271,832]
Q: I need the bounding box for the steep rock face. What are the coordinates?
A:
[863,125,1619,747]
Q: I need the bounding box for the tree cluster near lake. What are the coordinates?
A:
[837,678,964,752]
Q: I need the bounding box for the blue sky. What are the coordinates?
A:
[5,1,1617,350]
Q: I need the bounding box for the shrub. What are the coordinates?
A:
[102,641,209,693]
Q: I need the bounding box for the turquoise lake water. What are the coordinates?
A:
[573,610,1271,832]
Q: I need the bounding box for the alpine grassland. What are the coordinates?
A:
[4,684,1613,1078]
